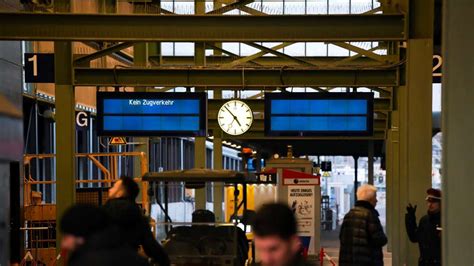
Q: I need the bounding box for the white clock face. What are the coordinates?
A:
[218,100,253,136]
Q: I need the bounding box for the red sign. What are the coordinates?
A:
[282,169,320,186]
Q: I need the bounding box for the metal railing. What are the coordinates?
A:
[23,151,149,211]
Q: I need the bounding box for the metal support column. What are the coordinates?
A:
[148,42,161,65]
[353,156,359,202]
[133,42,150,213]
[147,0,162,66]
[97,0,116,83]
[194,137,206,210]
[384,0,434,264]
[54,0,75,248]
[194,0,207,210]
[212,0,223,56]
[442,0,474,264]
[213,86,224,221]
[213,135,224,221]
[386,111,399,252]
[368,140,374,185]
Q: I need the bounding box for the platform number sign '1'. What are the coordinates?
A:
[24,53,55,83]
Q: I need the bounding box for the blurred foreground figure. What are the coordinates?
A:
[339,184,387,266]
[405,188,442,266]
[60,204,149,266]
[105,176,170,266]
[253,203,313,266]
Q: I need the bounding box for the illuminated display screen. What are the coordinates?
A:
[265,93,373,136]
[97,92,207,136]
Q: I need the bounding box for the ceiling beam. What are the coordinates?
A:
[74,67,399,87]
[207,119,387,132]
[244,42,316,67]
[206,0,255,14]
[0,12,406,41]
[203,43,262,66]
[218,131,386,140]
[74,42,134,66]
[327,46,381,67]
[238,5,266,16]
[150,55,389,67]
[330,42,396,63]
[222,42,294,67]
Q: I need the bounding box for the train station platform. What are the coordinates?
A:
[0,0,473,265]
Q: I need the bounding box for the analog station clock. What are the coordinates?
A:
[217,100,253,136]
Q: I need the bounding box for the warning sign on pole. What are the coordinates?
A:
[109,137,127,145]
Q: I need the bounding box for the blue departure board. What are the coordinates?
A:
[265,93,373,136]
[97,92,207,136]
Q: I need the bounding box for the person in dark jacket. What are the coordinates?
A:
[104,176,170,266]
[253,203,314,266]
[339,184,387,266]
[59,204,149,266]
[68,227,150,266]
[405,188,442,266]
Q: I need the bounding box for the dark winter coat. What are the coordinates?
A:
[339,200,388,266]
[103,198,170,266]
[405,211,442,266]
[68,227,150,266]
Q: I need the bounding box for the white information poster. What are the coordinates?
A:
[288,186,315,255]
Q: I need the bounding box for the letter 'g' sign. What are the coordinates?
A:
[24,53,55,83]
[76,111,89,130]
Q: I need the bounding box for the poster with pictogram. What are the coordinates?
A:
[289,186,315,256]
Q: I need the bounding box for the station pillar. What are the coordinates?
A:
[193,0,207,210]
[384,0,434,265]
[441,0,474,264]
[194,137,207,209]
[211,0,224,220]
[353,156,358,203]
[368,140,374,185]
[54,0,75,248]
[213,134,224,221]
[133,42,150,214]
[213,87,225,221]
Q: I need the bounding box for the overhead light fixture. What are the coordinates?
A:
[231,144,237,148]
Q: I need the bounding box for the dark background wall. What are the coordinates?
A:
[0,1,24,264]
[0,39,23,266]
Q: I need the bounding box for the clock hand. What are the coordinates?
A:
[224,106,242,126]
[224,106,237,118]
[234,116,242,127]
